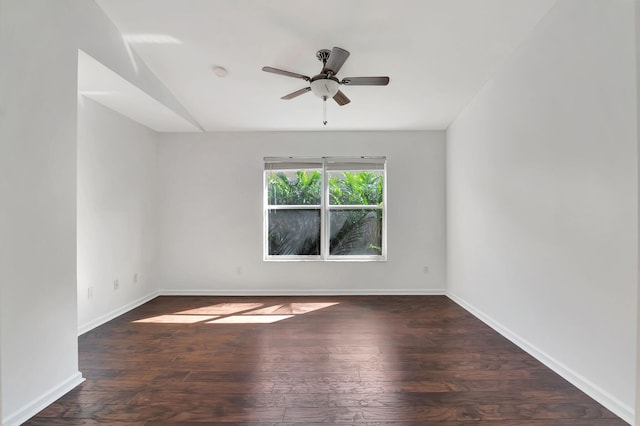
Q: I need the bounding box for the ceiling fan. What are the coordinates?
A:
[262,47,390,125]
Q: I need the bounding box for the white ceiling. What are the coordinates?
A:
[95,0,558,132]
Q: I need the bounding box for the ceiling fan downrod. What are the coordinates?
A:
[323,96,328,125]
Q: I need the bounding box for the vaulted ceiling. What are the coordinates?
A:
[95,0,558,131]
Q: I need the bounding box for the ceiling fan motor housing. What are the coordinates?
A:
[310,75,340,99]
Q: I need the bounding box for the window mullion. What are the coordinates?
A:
[267,205,321,210]
[327,205,383,210]
[321,159,329,259]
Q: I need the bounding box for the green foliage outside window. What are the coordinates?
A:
[268,170,322,205]
[329,171,383,255]
[328,171,383,206]
[267,170,383,256]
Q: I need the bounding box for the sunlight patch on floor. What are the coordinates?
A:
[176,303,264,315]
[244,302,339,315]
[133,301,338,325]
[133,314,218,323]
[207,315,294,324]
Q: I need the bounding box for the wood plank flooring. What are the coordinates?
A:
[25,296,627,425]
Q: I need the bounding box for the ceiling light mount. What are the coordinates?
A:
[212,66,228,78]
[316,49,331,65]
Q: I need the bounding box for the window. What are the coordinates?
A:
[264,157,386,261]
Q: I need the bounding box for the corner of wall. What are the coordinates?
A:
[447,291,634,424]
[2,374,84,426]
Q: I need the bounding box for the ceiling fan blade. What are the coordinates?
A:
[333,90,351,106]
[262,66,310,81]
[341,76,390,86]
[281,87,311,100]
[323,47,350,75]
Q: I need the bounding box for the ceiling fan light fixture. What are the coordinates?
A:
[310,78,339,99]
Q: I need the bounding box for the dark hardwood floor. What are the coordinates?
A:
[26,296,627,425]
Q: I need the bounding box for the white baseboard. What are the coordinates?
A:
[3,372,84,426]
[78,291,159,335]
[447,292,633,425]
[158,288,447,296]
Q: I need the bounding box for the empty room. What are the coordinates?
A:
[1,0,639,424]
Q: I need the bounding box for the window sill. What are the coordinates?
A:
[264,256,387,262]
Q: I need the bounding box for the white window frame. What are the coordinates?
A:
[264,156,387,261]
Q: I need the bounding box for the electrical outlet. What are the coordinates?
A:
[133,273,138,283]
[114,279,119,290]
[87,286,93,299]
[423,266,429,274]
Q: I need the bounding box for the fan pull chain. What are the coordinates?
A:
[323,97,328,125]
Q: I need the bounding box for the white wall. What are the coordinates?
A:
[447,0,637,423]
[77,98,158,334]
[636,1,640,423]
[1,3,82,423]
[0,0,4,419]
[0,1,190,424]
[156,131,446,294]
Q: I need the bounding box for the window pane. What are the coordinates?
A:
[268,209,321,256]
[267,170,322,205]
[329,209,382,256]
[328,171,383,205]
